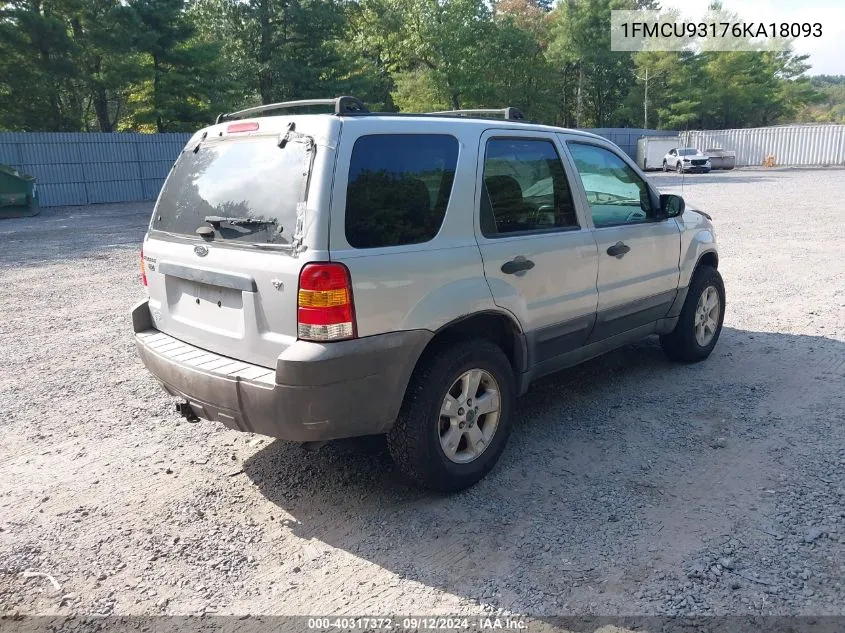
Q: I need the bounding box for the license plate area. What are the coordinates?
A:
[166,278,244,336]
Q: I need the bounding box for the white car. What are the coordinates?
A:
[663,148,711,173]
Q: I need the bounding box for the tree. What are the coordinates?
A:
[625,51,675,129]
[547,0,640,128]
[796,75,845,123]
[487,0,558,120]
[357,0,494,111]
[0,0,81,130]
[219,0,346,105]
[124,0,220,131]
[63,0,143,131]
[0,0,825,132]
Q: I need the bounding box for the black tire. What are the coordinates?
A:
[676,161,684,174]
[387,339,515,492]
[660,265,725,362]
[662,160,668,172]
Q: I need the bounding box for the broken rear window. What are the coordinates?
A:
[152,135,312,245]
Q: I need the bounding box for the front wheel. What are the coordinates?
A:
[662,160,668,172]
[676,161,684,174]
[660,265,725,362]
[387,339,515,492]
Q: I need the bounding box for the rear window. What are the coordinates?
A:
[344,134,458,249]
[152,136,312,245]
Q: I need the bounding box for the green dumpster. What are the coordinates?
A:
[0,164,40,218]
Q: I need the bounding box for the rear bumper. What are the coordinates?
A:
[132,300,432,442]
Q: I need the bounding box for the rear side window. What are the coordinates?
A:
[481,138,578,236]
[345,134,458,249]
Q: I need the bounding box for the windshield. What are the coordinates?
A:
[678,148,698,156]
[151,136,312,245]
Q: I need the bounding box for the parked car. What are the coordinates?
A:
[663,148,711,173]
[133,97,725,492]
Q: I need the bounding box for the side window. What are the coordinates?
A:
[345,134,458,249]
[481,138,578,237]
[566,142,654,228]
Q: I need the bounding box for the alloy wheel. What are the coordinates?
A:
[694,285,721,346]
[438,368,501,464]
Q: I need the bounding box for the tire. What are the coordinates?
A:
[676,161,683,174]
[660,265,726,362]
[387,338,515,492]
[662,160,668,172]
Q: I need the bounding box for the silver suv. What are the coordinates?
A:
[133,97,725,491]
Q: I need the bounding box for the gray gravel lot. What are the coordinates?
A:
[0,168,843,622]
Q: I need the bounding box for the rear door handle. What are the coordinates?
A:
[501,256,535,275]
[606,241,631,258]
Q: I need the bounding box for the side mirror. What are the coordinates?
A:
[660,193,685,218]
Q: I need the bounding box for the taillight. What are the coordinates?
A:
[297,263,356,341]
[140,247,147,286]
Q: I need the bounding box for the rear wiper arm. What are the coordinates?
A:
[204,216,277,227]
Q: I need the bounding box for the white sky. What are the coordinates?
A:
[658,0,845,75]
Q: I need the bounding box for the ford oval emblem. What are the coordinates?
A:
[194,245,209,257]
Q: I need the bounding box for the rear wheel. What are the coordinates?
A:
[387,339,515,492]
[660,265,725,362]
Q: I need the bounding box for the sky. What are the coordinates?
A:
[658,0,845,75]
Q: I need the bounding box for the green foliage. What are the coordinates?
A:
[795,75,845,124]
[0,0,86,131]
[0,0,831,132]
[548,0,641,127]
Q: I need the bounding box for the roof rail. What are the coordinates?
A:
[215,96,368,124]
[428,107,525,121]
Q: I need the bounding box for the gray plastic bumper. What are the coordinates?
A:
[131,300,432,442]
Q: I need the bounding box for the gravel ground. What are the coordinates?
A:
[0,168,843,624]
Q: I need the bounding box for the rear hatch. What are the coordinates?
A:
[142,116,339,368]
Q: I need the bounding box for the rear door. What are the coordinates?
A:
[561,136,681,341]
[142,116,339,368]
[474,130,599,365]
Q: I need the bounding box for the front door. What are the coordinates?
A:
[474,131,599,365]
[561,137,681,342]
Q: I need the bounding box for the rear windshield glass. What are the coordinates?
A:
[345,134,458,249]
[152,136,312,245]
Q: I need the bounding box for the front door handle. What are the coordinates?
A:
[606,241,631,258]
[501,256,535,275]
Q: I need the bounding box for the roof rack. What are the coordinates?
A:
[428,107,525,121]
[216,96,369,124]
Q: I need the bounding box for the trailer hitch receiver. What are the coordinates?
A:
[176,401,200,423]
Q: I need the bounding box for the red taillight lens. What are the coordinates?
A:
[140,247,147,286]
[227,122,259,133]
[297,263,356,341]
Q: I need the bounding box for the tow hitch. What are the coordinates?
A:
[176,401,200,423]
